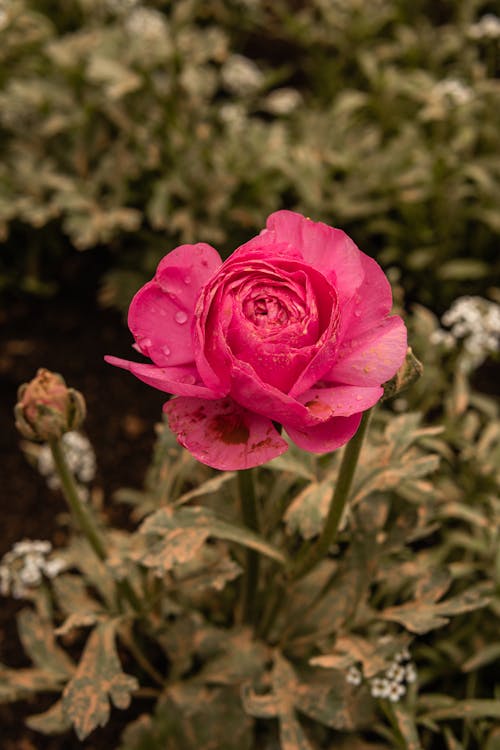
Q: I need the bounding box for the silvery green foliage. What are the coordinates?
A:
[0,0,498,306]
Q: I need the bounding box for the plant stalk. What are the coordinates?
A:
[237,468,260,625]
[291,408,373,580]
[49,437,142,613]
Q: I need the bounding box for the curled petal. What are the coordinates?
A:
[164,397,288,470]
[104,356,222,399]
[329,316,407,387]
[284,412,362,454]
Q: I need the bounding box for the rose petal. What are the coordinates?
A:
[164,397,288,470]
[104,356,222,398]
[156,242,222,310]
[284,412,362,454]
[128,243,221,368]
[298,384,383,421]
[328,315,407,387]
[265,211,364,306]
[336,252,394,342]
[128,281,195,366]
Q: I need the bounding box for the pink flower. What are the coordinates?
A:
[106,211,407,470]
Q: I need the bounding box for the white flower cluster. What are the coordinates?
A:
[431,296,500,372]
[469,14,500,40]
[38,431,96,499]
[221,54,263,95]
[345,648,417,703]
[125,7,169,42]
[0,540,65,599]
[433,79,473,107]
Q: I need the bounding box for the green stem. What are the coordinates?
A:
[49,438,107,561]
[291,409,373,580]
[237,469,260,624]
[49,438,142,613]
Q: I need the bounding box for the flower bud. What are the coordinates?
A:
[382,347,423,402]
[14,368,86,442]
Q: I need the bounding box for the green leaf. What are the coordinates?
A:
[284,480,334,539]
[135,507,286,570]
[17,608,74,678]
[380,586,491,634]
[0,665,63,703]
[175,472,236,506]
[26,700,72,735]
[389,702,423,750]
[62,620,139,740]
[422,699,500,722]
[311,635,387,679]
[243,652,314,750]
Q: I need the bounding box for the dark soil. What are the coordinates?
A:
[0,254,164,749]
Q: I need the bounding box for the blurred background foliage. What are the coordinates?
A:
[0,0,499,310]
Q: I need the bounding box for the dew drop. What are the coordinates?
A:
[353,308,361,317]
[141,338,152,350]
[180,374,196,384]
[183,275,191,285]
[162,345,171,357]
[174,310,188,324]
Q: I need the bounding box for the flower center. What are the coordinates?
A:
[245,295,290,328]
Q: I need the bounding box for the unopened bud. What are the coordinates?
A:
[382,347,423,402]
[14,369,86,442]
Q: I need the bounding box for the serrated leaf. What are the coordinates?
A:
[243,653,314,750]
[284,480,334,539]
[26,699,72,735]
[17,609,74,678]
[381,587,491,634]
[62,620,139,740]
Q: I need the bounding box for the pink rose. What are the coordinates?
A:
[106,211,407,470]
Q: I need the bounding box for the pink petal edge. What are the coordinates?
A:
[104,356,221,399]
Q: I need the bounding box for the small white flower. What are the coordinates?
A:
[43,557,66,579]
[263,88,302,115]
[38,431,96,491]
[433,79,473,106]
[469,14,500,40]
[387,681,406,702]
[405,663,418,683]
[370,677,391,699]
[346,666,363,686]
[221,54,263,95]
[125,7,168,42]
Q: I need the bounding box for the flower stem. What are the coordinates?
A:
[237,468,260,625]
[49,438,107,561]
[49,438,142,613]
[291,409,373,580]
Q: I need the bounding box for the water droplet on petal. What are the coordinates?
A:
[162,345,171,357]
[354,308,361,317]
[174,310,188,324]
[183,275,191,285]
[180,374,196,384]
[355,395,362,401]
[141,338,152,350]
